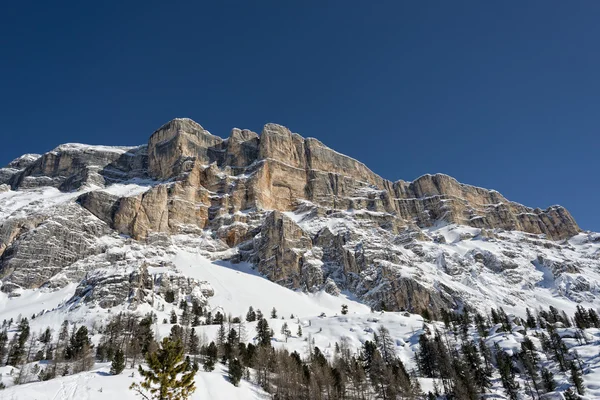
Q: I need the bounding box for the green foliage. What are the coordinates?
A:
[228,357,243,386]
[130,337,197,400]
[341,304,348,315]
[256,318,272,347]
[203,342,218,372]
[110,348,125,375]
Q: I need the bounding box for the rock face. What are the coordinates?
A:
[0,117,590,316]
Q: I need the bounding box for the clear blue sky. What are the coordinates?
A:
[1,2,598,231]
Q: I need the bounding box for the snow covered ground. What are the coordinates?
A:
[0,364,269,400]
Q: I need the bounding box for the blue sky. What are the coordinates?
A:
[1,1,598,230]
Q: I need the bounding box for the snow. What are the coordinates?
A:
[51,143,138,154]
[172,251,371,318]
[98,178,157,197]
[0,284,77,324]
[0,364,269,400]
[0,187,83,220]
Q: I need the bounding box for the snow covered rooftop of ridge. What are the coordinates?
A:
[51,143,141,154]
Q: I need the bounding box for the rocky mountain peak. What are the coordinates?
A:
[0,117,593,319]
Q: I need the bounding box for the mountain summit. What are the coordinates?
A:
[0,119,596,317]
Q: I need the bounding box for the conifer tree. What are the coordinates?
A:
[564,387,580,400]
[281,322,292,342]
[130,337,197,400]
[188,328,199,357]
[297,325,303,338]
[570,361,585,395]
[0,328,8,365]
[271,307,277,319]
[341,304,348,315]
[111,348,126,375]
[203,342,218,372]
[228,357,243,386]
[541,367,556,393]
[256,318,272,347]
[495,344,519,400]
[246,306,256,322]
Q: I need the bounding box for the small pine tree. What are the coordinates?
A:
[270,307,277,319]
[188,328,199,356]
[564,387,580,400]
[541,367,556,392]
[170,310,178,324]
[228,357,243,386]
[246,306,256,322]
[256,319,272,346]
[570,361,585,395]
[297,325,303,337]
[341,304,349,315]
[281,322,292,342]
[130,337,197,400]
[165,290,175,304]
[203,342,217,372]
[110,348,125,375]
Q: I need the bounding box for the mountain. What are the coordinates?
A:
[0,118,597,316]
[0,118,599,398]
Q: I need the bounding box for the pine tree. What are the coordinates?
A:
[228,357,243,386]
[297,325,303,338]
[256,318,272,347]
[341,304,349,315]
[203,342,218,372]
[525,308,537,329]
[570,361,585,395]
[495,344,519,400]
[0,328,8,365]
[110,349,125,375]
[170,310,178,324]
[246,306,256,322]
[541,367,556,392]
[270,307,277,319]
[281,322,292,342]
[376,325,396,364]
[130,337,197,400]
[564,387,580,400]
[188,328,199,357]
[164,290,175,304]
[7,318,30,366]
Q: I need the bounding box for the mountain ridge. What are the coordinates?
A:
[0,117,595,319]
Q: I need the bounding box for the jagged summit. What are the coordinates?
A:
[0,117,594,320]
[0,118,580,240]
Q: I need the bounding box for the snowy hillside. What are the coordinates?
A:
[1,121,599,399]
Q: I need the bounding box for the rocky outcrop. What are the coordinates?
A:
[0,117,588,315]
[0,204,111,290]
[252,211,313,286]
[6,144,147,191]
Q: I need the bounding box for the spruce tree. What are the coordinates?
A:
[541,367,556,392]
[228,357,243,386]
[570,361,585,395]
[246,306,256,322]
[564,387,580,400]
[495,344,519,400]
[256,318,272,347]
[130,337,197,400]
[203,342,218,372]
[188,328,199,356]
[281,322,291,342]
[110,348,125,375]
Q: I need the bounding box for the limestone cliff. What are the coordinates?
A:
[0,118,588,316]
